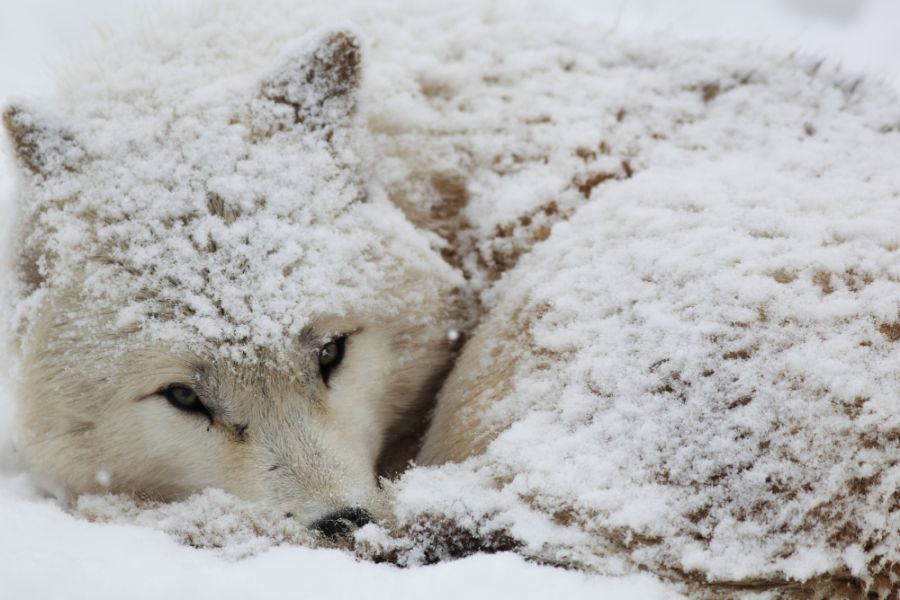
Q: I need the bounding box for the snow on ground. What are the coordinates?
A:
[2,478,677,600]
[2,0,900,598]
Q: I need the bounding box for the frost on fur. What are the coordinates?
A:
[3,105,86,177]
[260,30,362,131]
[5,1,900,597]
[4,23,463,530]
[5,28,457,364]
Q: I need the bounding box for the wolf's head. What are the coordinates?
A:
[3,30,464,531]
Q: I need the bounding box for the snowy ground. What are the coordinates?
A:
[2,1,899,598]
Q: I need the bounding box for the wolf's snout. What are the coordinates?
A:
[310,507,372,539]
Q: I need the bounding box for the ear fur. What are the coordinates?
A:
[3,105,85,177]
[260,30,362,130]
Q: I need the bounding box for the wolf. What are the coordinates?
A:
[3,29,464,536]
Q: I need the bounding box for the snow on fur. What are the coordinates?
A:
[75,488,321,560]
[5,0,900,595]
[7,22,460,363]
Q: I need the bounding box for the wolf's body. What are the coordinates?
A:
[7,1,900,596]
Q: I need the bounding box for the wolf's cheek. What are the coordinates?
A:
[94,398,249,498]
[319,327,396,467]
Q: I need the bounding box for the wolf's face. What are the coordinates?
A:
[4,31,463,530]
[22,303,453,528]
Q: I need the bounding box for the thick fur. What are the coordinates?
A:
[7,5,900,596]
[5,30,463,526]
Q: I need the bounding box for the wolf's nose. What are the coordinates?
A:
[310,507,372,539]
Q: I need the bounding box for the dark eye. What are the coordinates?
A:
[161,385,212,422]
[318,336,346,385]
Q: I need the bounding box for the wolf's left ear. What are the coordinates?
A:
[3,105,85,178]
[260,29,362,131]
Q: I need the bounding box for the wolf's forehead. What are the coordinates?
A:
[29,111,379,361]
[81,104,362,217]
[19,104,455,363]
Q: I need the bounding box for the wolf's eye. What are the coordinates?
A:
[161,385,212,421]
[318,336,346,385]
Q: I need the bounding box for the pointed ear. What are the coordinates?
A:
[3,105,86,177]
[260,29,362,130]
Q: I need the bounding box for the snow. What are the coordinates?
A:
[408,159,900,579]
[3,0,900,598]
[5,19,462,361]
[2,482,676,600]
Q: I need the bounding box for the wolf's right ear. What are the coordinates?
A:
[3,105,86,178]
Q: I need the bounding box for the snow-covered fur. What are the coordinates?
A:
[4,27,464,526]
[401,25,900,600]
[5,1,900,597]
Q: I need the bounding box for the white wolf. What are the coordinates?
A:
[9,3,900,595]
[3,28,464,535]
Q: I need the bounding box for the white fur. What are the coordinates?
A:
[5,28,463,527]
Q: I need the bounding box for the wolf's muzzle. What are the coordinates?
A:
[310,507,372,539]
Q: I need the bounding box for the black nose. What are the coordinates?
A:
[310,507,372,539]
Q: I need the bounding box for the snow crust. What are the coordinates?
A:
[3,0,900,597]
